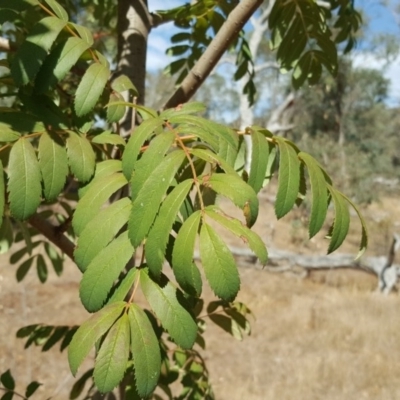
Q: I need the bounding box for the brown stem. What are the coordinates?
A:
[162,0,263,110]
[28,214,75,260]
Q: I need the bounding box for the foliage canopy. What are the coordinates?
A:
[0,0,366,398]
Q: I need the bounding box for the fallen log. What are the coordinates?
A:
[194,234,400,294]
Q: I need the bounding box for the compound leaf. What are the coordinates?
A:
[205,207,268,265]
[78,159,122,199]
[92,130,126,147]
[94,313,130,393]
[38,131,69,201]
[121,117,165,180]
[11,16,67,86]
[146,179,193,277]
[80,232,135,312]
[75,198,131,271]
[200,223,240,302]
[129,304,161,397]
[107,268,138,305]
[130,131,175,200]
[274,136,300,218]
[298,152,328,238]
[45,0,69,21]
[327,185,350,254]
[35,37,90,93]
[66,131,95,183]
[248,129,270,193]
[68,302,125,375]
[140,270,197,349]
[8,139,42,220]
[171,210,202,297]
[72,173,127,236]
[111,74,137,94]
[106,92,126,123]
[75,62,109,117]
[205,173,258,227]
[128,150,186,248]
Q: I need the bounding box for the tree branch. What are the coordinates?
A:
[28,214,75,260]
[0,37,12,52]
[162,0,263,109]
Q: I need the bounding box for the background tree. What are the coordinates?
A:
[0,0,367,398]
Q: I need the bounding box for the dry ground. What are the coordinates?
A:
[1,193,400,399]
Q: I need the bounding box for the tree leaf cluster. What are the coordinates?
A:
[269,0,361,88]
[0,0,367,398]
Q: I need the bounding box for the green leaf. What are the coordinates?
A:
[128,304,161,397]
[106,92,126,123]
[80,232,134,312]
[68,301,125,376]
[128,150,186,248]
[0,129,20,142]
[93,313,130,393]
[205,173,258,227]
[75,198,131,271]
[121,117,165,181]
[274,136,301,219]
[340,194,368,259]
[146,179,193,277]
[298,152,328,238]
[36,254,48,283]
[0,161,4,228]
[107,268,138,305]
[11,16,67,86]
[70,23,94,46]
[8,139,42,220]
[171,211,202,297]
[16,257,34,282]
[74,62,109,117]
[69,369,93,400]
[130,131,175,199]
[38,131,69,201]
[199,223,240,302]
[92,130,126,147]
[205,207,268,265]
[248,129,270,193]
[25,381,41,398]
[35,37,91,93]
[72,172,127,235]
[44,242,63,276]
[159,102,206,119]
[327,185,350,254]
[1,391,14,400]
[66,131,96,183]
[0,112,45,134]
[0,9,18,24]
[140,270,197,349]
[111,75,138,94]
[189,148,237,175]
[45,0,68,21]
[0,370,15,390]
[78,159,122,198]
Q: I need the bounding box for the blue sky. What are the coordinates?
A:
[147,1,400,105]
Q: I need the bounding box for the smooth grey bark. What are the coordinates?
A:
[117,0,151,105]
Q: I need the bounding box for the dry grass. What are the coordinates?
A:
[1,194,400,399]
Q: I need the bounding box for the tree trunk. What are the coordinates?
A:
[117,0,151,134]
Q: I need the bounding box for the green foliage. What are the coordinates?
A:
[0,0,367,398]
[0,369,41,399]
